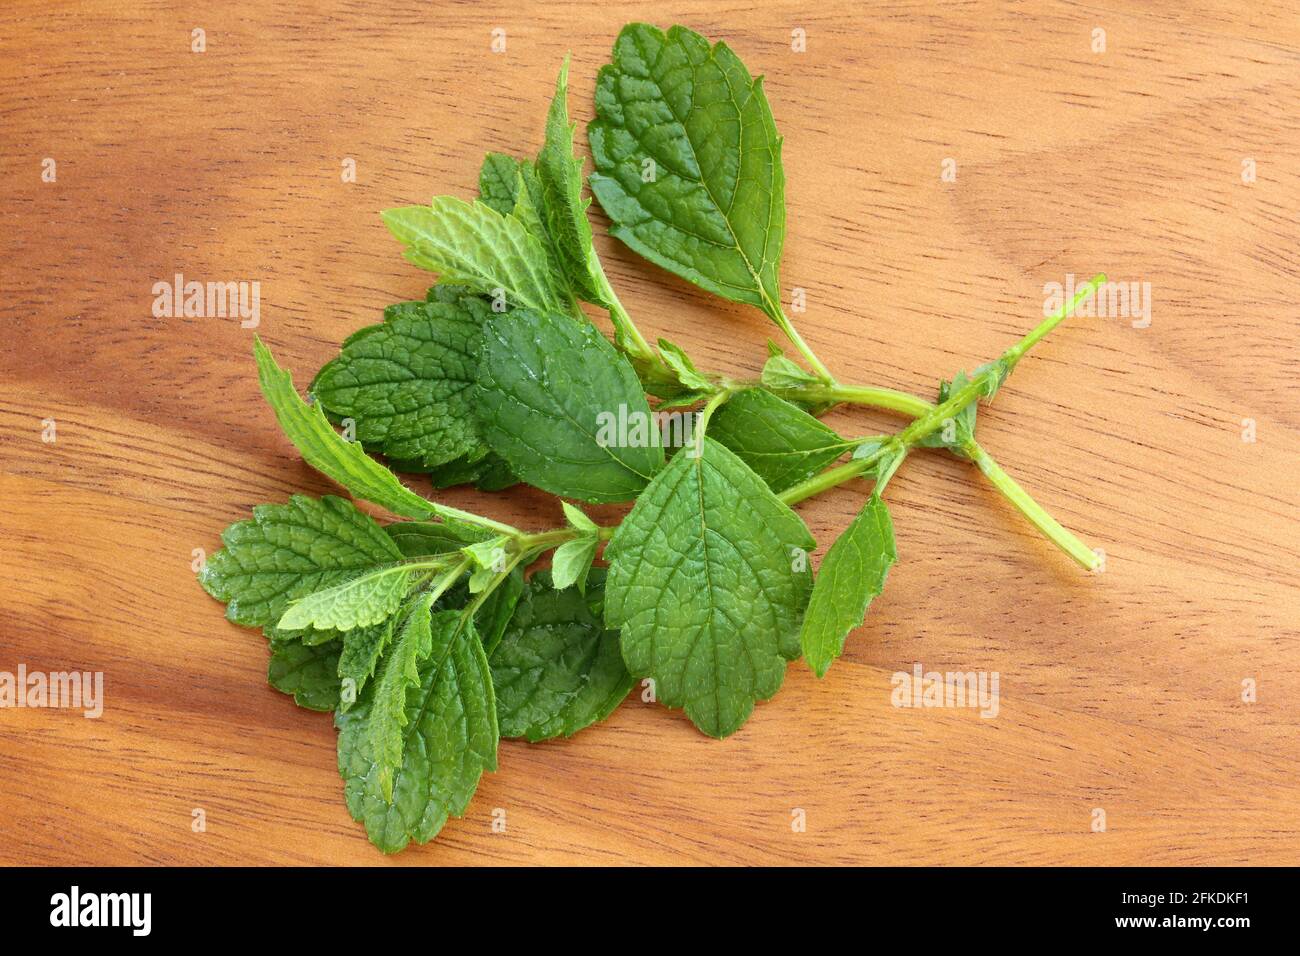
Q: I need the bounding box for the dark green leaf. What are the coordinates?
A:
[267,633,342,711]
[311,288,491,468]
[537,57,610,306]
[478,153,524,215]
[335,612,497,854]
[604,437,814,737]
[475,568,525,656]
[589,24,785,316]
[385,520,491,557]
[336,618,396,712]
[708,388,853,492]
[491,570,632,741]
[476,308,664,502]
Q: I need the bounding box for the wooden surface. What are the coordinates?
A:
[2,0,1298,866]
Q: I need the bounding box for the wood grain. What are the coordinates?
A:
[1,0,1297,865]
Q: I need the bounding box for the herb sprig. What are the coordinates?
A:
[201,23,1105,852]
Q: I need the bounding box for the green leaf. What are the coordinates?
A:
[708,388,854,492]
[336,612,497,854]
[506,164,569,294]
[604,437,814,737]
[277,565,416,632]
[267,633,342,711]
[382,197,565,314]
[385,520,490,557]
[551,536,597,592]
[336,618,396,712]
[561,500,598,533]
[397,450,518,491]
[468,566,495,593]
[476,308,664,502]
[589,23,785,316]
[491,570,632,741]
[478,152,524,215]
[369,594,438,801]
[657,338,714,392]
[253,337,436,520]
[537,56,610,306]
[462,535,510,572]
[200,494,403,627]
[761,351,820,390]
[310,288,491,468]
[800,494,897,678]
[474,568,525,656]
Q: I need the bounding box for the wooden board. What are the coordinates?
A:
[1,0,1297,865]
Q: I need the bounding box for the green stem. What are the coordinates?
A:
[431,504,518,538]
[770,306,836,385]
[591,263,657,365]
[516,527,579,553]
[779,450,886,506]
[429,556,473,598]
[457,550,526,627]
[1004,273,1106,369]
[693,387,734,456]
[964,441,1099,570]
[778,382,933,417]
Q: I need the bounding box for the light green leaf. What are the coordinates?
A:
[800,494,897,678]
[200,494,403,627]
[468,566,495,593]
[761,351,820,390]
[382,197,565,314]
[369,594,438,801]
[336,612,497,854]
[657,338,714,392]
[476,308,664,502]
[491,570,632,741]
[253,337,435,520]
[310,287,491,468]
[708,388,854,492]
[551,536,597,592]
[589,23,785,316]
[267,633,342,712]
[604,437,814,737]
[277,565,415,632]
[561,500,598,533]
[537,56,610,306]
[462,536,510,573]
